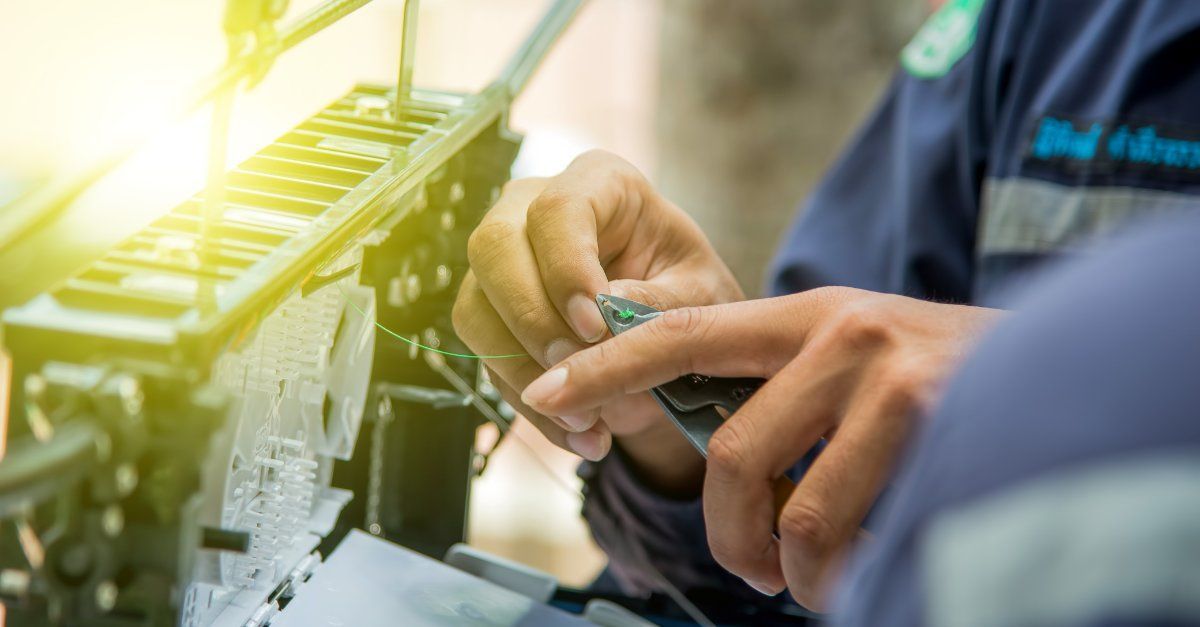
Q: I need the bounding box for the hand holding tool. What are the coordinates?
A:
[595,294,796,519]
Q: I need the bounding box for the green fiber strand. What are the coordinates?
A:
[335,281,527,360]
[618,308,636,320]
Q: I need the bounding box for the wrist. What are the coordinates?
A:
[613,419,705,499]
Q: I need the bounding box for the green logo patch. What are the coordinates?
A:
[900,0,986,79]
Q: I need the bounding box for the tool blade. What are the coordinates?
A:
[595,293,661,335]
[649,389,723,458]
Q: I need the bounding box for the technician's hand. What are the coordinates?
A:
[452,150,742,485]
[517,288,1002,609]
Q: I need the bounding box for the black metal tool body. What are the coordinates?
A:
[595,294,764,456]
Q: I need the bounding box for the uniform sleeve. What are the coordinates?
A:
[577,449,770,602]
[765,0,1008,301]
[831,211,1200,627]
[579,443,823,605]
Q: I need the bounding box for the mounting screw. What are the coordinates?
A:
[114,464,138,497]
[405,274,422,303]
[95,580,118,612]
[116,376,143,416]
[101,505,124,538]
[387,276,407,307]
[414,187,429,213]
[434,265,452,290]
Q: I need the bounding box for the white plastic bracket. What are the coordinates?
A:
[443,543,558,603]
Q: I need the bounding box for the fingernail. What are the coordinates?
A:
[566,430,609,461]
[544,338,580,367]
[567,294,607,342]
[745,579,783,596]
[522,367,567,408]
[559,413,594,432]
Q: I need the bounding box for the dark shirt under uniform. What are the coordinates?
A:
[578,0,1200,612]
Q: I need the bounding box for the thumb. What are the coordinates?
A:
[606,276,709,313]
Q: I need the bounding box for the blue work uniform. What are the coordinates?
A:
[578,0,1200,613]
[833,212,1200,627]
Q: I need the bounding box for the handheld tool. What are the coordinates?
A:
[595,294,796,520]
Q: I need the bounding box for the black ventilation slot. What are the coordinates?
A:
[219,188,330,217]
[226,170,351,204]
[330,98,448,126]
[120,232,265,269]
[300,119,420,146]
[315,110,433,135]
[259,143,384,172]
[153,211,291,249]
[57,279,195,318]
[97,255,238,282]
[217,204,313,233]
[240,155,370,188]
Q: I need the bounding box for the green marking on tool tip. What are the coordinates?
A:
[618,308,636,321]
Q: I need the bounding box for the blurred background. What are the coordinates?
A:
[0,0,925,588]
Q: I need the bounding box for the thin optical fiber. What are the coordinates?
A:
[336,282,527,360]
